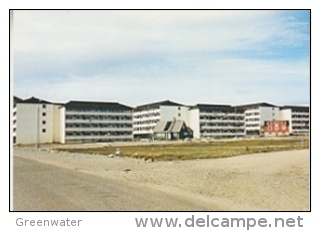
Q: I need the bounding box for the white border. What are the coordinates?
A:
[2,1,318,231]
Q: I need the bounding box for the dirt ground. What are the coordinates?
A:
[13,147,310,211]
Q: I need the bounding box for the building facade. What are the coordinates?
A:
[236,103,281,136]
[13,97,133,144]
[280,106,309,135]
[12,96,310,144]
[133,100,189,140]
[13,97,64,144]
[64,101,133,143]
[188,104,245,139]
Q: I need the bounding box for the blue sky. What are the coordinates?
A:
[13,10,310,106]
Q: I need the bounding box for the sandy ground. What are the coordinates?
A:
[13,147,310,211]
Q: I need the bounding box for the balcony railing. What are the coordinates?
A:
[65,135,133,140]
[201,132,245,137]
[200,119,244,123]
[66,111,132,116]
[200,112,244,117]
[65,127,132,132]
[65,119,132,124]
[201,125,245,130]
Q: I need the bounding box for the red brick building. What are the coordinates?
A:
[263,120,289,136]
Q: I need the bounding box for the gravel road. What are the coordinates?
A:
[12,147,310,211]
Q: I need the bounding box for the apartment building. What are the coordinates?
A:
[12,97,133,144]
[188,104,245,139]
[133,100,189,139]
[64,101,133,143]
[280,105,309,135]
[12,96,310,144]
[12,96,64,144]
[236,103,281,136]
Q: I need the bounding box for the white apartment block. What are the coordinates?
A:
[13,96,64,144]
[280,106,309,134]
[188,104,245,139]
[64,101,133,143]
[12,96,310,144]
[133,100,189,139]
[236,103,281,136]
[13,97,132,144]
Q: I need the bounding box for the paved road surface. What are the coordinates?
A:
[13,156,218,211]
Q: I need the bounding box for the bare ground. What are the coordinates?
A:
[12,147,310,211]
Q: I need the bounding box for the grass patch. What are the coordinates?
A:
[55,137,309,161]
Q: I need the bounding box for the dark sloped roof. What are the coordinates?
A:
[135,100,184,111]
[13,96,23,103]
[153,120,192,134]
[191,103,231,109]
[235,102,277,109]
[281,105,309,112]
[20,96,52,104]
[65,100,132,111]
[190,104,241,113]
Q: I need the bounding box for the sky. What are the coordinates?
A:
[12,10,310,107]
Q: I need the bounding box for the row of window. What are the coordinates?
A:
[67,109,132,113]
[292,115,309,119]
[133,112,161,119]
[245,112,260,116]
[201,130,244,133]
[66,116,132,120]
[292,110,309,113]
[66,124,132,128]
[200,110,236,114]
[245,118,260,122]
[133,127,154,131]
[200,123,244,127]
[133,120,160,125]
[134,107,161,113]
[200,116,244,121]
[66,132,132,136]
[246,124,260,128]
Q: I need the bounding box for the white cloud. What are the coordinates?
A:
[12,10,310,106]
[13,10,308,56]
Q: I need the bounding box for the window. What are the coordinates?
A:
[178,113,181,117]
[42,104,46,109]
[42,129,46,133]
[42,120,46,125]
[42,112,46,116]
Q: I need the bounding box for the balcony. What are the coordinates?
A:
[66,111,132,116]
[133,116,161,123]
[133,109,161,117]
[65,135,133,140]
[200,118,244,123]
[133,130,153,135]
[292,117,309,122]
[292,111,309,116]
[65,119,132,124]
[199,112,241,117]
[201,132,245,137]
[292,128,309,133]
[65,127,132,132]
[201,125,245,130]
